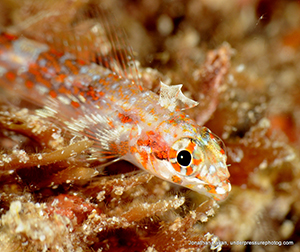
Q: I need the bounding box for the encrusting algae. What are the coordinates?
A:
[0,0,300,251]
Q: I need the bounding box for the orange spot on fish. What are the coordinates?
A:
[49,48,63,57]
[73,86,79,95]
[118,113,133,123]
[186,166,193,176]
[169,148,177,159]
[193,158,202,166]
[40,66,48,74]
[77,59,86,65]
[130,146,137,153]
[147,131,155,136]
[195,174,201,180]
[172,162,181,173]
[36,75,51,88]
[87,87,99,101]
[204,184,217,195]
[149,108,155,114]
[186,141,196,153]
[58,86,70,94]
[108,119,114,128]
[3,33,18,41]
[154,150,168,160]
[108,73,120,82]
[71,101,80,108]
[25,80,34,89]
[49,90,57,98]
[5,71,16,81]
[99,79,107,86]
[29,66,51,88]
[172,175,182,184]
[139,150,149,168]
[40,52,61,73]
[55,74,66,83]
[64,60,79,74]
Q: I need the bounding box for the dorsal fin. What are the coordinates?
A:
[158,81,199,112]
[7,1,142,90]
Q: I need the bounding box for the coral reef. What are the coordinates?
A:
[0,0,300,251]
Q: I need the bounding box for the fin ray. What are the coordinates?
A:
[7,2,142,90]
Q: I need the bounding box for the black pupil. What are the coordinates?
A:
[177,150,192,167]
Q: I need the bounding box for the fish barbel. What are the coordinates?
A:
[0,8,231,200]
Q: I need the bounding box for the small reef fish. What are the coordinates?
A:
[0,9,231,200]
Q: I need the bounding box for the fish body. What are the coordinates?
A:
[0,26,231,200]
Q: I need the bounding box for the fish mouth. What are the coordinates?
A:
[204,179,231,201]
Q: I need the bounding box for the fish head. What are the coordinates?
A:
[131,114,231,201]
[168,126,231,201]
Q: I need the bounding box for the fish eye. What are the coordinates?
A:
[177,150,192,167]
[169,137,198,176]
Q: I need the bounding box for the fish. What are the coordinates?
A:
[0,5,231,200]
